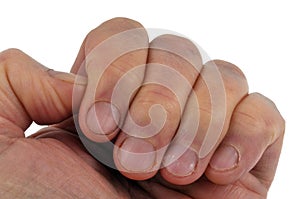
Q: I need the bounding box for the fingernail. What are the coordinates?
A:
[210,145,239,171]
[118,137,156,172]
[86,101,120,135]
[164,147,197,177]
[48,69,87,85]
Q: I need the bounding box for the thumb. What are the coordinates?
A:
[0,49,86,138]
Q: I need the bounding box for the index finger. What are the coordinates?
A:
[72,18,149,142]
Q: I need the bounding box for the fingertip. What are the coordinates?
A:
[113,136,158,180]
[159,146,207,185]
[209,145,240,172]
[209,59,246,79]
[205,144,243,185]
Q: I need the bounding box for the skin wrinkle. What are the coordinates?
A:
[141,87,181,118]
[232,110,257,126]
[148,49,199,79]
[250,134,284,189]
[44,78,71,121]
[38,77,68,122]
[109,51,147,82]
[0,135,18,157]
[233,104,284,146]
[1,56,31,130]
[0,143,48,198]
[36,139,108,198]
[13,139,73,198]
[0,49,72,128]
[4,63,29,112]
[0,70,30,128]
[21,171,71,198]
[1,182,22,199]
[0,117,24,138]
[45,139,126,199]
[250,169,273,190]
[234,175,266,198]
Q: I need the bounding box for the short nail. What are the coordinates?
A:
[86,101,120,135]
[164,147,197,177]
[48,69,87,85]
[118,137,156,172]
[210,145,239,171]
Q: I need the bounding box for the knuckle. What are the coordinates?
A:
[110,61,144,84]
[253,93,285,138]
[150,34,202,72]
[163,97,181,116]
[86,17,144,43]
[84,18,147,62]
[256,114,281,142]
[137,86,181,116]
[0,48,24,66]
[213,59,246,79]
[207,60,249,95]
[106,17,144,28]
[151,34,196,50]
[238,93,285,143]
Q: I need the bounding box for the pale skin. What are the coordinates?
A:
[0,18,285,198]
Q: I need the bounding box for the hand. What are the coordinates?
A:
[0,18,285,199]
[0,49,154,198]
[72,18,285,198]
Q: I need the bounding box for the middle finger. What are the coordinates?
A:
[114,34,202,180]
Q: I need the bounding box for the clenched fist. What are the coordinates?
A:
[0,18,284,199]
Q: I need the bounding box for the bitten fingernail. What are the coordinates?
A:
[210,145,239,171]
[118,137,156,172]
[165,147,197,177]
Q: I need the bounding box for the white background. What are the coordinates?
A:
[0,0,298,198]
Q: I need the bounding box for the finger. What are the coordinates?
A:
[28,116,78,138]
[160,60,248,185]
[114,34,202,180]
[71,36,87,75]
[138,180,189,199]
[206,93,285,187]
[158,175,267,199]
[76,17,149,142]
[0,49,86,138]
[50,116,78,134]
